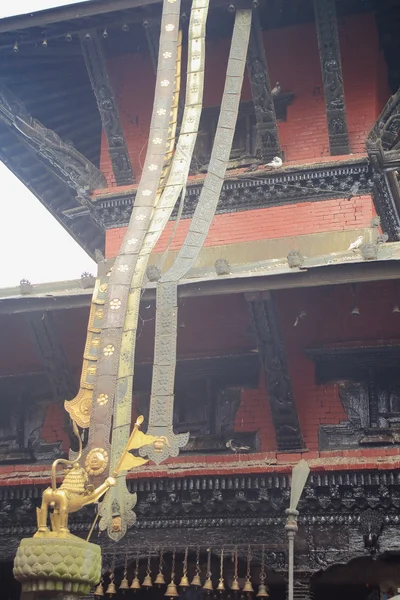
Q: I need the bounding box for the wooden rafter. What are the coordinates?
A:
[246,291,305,452]
[313,0,350,156]
[0,83,106,195]
[246,9,281,162]
[80,30,135,186]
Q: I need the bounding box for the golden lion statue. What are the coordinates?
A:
[35,422,116,538]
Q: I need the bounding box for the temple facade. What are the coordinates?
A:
[1,0,400,598]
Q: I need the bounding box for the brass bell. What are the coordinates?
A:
[179,574,190,589]
[231,578,240,592]
[242,579,254,594]
[130,577,141,591]
[119,577,130,592]
[256,584,269,598]
[203,577,214,593]
[191,573,202,588]
[106,581,117,597]
[143,573,153,588]
[155,572,166,586]
[94,582,104,598]
[217,579,226,592]
[165,581,179,598]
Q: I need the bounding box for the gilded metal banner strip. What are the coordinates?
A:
[81,0,182,482]
[64,276,108,429]
[141,9,252,464]
[99,0,209,540]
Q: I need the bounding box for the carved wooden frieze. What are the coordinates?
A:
[313,0,350,155]
[246,10,281,162]
[87,160,372,229]
[1,471,399,570]
[80,30,134,186]
[246,292,304,452]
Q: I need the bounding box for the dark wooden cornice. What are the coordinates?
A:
[78,158,372,229]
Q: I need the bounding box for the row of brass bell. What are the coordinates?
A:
[95,578,269,597]
[95,580,268,597]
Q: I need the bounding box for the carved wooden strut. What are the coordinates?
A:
[313,0,350,156]
[80,30,135,186]
[246,9,281,162]
[246,292,304,452]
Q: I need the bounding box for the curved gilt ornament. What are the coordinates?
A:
[64,277,107,428]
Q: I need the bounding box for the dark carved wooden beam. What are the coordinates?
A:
[0,84,106,196]
[246,10,281,162]
[143,19,160,73]
[246,291,304,452]
[80,30,134,186]
[24,312,77,403]
[367,88,400,240]
[313,0,350,155]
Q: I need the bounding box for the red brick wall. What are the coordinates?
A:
[234,374,277,452]
[40,403,70,452]
[105,195,374,258]
[100,13,388,183]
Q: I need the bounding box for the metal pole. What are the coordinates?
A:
[285,508,299,600]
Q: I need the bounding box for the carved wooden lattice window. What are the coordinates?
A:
[190,97,292,173]
[307,346,400,449]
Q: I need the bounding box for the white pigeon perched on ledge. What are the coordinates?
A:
[271,82,281,96]
[348,235,363,251]
[265,156,283,168]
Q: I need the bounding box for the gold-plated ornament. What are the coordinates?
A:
[143,549,153,588]
[256,545,269,598]
[130,553,141,592]
[155,548,166,586]
[119,555,130,592]
[217,548,225,592]
[191,547,201,587]
[94,579,105,598]
[243,547,254,595]
[203,548,213,593]
[85,447,109,476]
[165,549,179,598]
[230,547,240,592]
[180,548,190,589]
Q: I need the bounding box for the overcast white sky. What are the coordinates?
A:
[0,0,96,287]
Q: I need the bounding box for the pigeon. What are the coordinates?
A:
[347,181,361,200]
[271,82,281,97]
[348,236,363,251]
[226,439,251,454]
[376,233,389,244]
[246,163,260,172]
[264,156,283,168]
